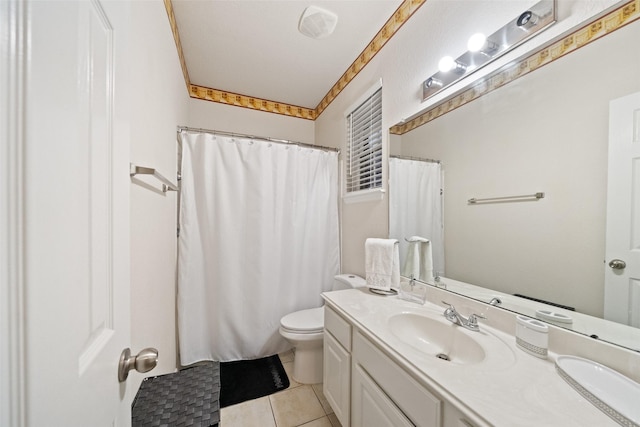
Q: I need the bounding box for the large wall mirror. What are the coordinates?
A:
[389,10,640,351]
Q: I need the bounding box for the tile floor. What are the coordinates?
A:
[220,350,341,427]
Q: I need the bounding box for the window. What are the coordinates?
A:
[345,86,383,198]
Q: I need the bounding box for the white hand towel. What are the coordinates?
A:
[401,236,434,283]
[402,236,429,279]
[402,241,421,279]
[365,238,400,290]
[419,241,434,283]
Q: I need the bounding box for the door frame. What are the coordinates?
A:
[1,0,27,425]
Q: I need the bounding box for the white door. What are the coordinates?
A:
[605,91,640,327]
[16,0,131,425]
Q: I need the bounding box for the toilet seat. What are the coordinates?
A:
[280,306,324,333]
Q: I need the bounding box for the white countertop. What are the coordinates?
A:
[322,288,618,427]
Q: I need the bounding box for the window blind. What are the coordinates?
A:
[346,87,382,193]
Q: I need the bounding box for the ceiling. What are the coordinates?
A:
[171,0,404,111]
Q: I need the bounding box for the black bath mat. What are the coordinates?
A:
[132,362,220,427]
[219,354,289,408]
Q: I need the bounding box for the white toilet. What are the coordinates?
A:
[279,274,365,384]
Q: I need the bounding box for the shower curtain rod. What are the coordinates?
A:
[177,126,340,153]
[390,154,440,164]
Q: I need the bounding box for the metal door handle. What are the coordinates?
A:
[118,347,158,382]
[608,259,626,270]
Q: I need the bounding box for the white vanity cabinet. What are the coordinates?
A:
[323,306,353,427]
[324,305,480,427]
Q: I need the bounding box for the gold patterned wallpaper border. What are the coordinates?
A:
[163,0,190,92]
[189,85,317,120]
[390,0,640,135]
[314,0,427,117]
[164,0,425,120]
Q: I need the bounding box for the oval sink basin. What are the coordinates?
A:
[556,355,640,425]
[388,313,486,365]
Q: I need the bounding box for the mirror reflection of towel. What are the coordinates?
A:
[402,236,434,283]
[365,238,400,290]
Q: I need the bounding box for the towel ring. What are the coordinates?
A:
[369,288,398,296]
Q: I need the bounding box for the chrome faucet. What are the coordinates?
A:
[433,271,446,289]
[489,297,502,306]
[442,301,486,332]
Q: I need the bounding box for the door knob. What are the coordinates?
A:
[608,259,626,270]
[118,347,158,382]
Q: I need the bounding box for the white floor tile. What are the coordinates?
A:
[220,396,276,427]
[269,385,325,427]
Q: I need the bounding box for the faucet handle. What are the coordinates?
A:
[467,313,486,327]
[441,301,457,318]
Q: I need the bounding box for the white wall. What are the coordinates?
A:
[188,99,315,144]
[127,0,189,396]
[315,0,621,278]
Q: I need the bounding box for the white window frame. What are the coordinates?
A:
[343,79,385,204]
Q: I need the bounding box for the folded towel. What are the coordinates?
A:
[419,241,434,283]
[402,236,434,283]
[365,238,400,290]
[403,240,422,280]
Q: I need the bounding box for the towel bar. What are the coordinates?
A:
[130,163,178,193]
[468,192,544,204]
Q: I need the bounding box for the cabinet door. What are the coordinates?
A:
[352,363,414,427]
[324,331,351,426]
[353,331,441,426]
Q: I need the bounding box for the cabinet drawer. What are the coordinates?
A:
[325,306,352,351]
[353,331,441,427]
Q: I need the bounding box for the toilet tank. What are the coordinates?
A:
[333,274,366,291]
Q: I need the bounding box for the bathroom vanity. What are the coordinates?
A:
[322,287,624,427]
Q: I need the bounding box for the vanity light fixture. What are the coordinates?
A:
[422,0,556,102]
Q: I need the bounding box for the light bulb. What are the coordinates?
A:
[438,56,467,73]
[467,33,487,52]
[438,56,455,72]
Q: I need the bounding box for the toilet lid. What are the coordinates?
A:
[280,306,324,332]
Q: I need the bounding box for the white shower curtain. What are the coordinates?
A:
[389,157,444,279]
[177,131,340,364]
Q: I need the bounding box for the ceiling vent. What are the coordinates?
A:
[298,6,338,39]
